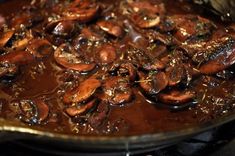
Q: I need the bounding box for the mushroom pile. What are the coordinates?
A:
[0,0,234,133]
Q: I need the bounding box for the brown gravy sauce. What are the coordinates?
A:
[0,0,234,136]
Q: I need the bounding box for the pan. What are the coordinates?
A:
[0,0,235,154]
[1,112,235,153]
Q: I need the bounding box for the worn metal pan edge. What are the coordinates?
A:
[1,110,235,150]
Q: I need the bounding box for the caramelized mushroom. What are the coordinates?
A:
[65,99,97,116]
[199,44,235,74]
[165,64,184,86]
[103,76,133,105]
[128,1,165,29]
[97,44,117,64]
[97,20,123,37]
[0,50,34,65]
[63,0,99,23]
[111,92,132,105]
[119,62,136,81]
[54,43,96,72]
[18,99,49,124]
[72,27,104,49]
[0,30,14,48]
[138,71,153,94]
[63,78,101,104]
[132,12,160,28]
[154,71,169,92]
[34,99,49,122]
[46,20,76,37]
[170,15,215,42]
[80,27,103,42]
[11,31,33,51]
[158,90,195,104]
[1,0,235,135]
[18,100,38,124]
[0,62,18,79]
[27,39,53,58]
[180,36,234,64]
[128,1,165,14]
[88,101,109,128]
[109,61,137,81]
[10,11,43,30]
[143,58,166,71]
[138,71,168,95]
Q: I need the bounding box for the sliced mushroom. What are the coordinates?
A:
[145,30,179,46]
[199,43,235,74]
[72,27,104,50]
[138,71,168,95]
[0,29,33,52]
[54,43,96,72]
[63,1,99,23]
[65,99,97,117]
[170,15,215,42]
[63,78,101,104]
[88,101,109,128]
[18,100,38,124]
[0,62,18,79]
[34,99,50,122]
[108,61,137,81]
[124,45,151,68]
[111,92,132,105]
[27,39,53,58]
[154,71,169,93]
[97,44,117,64]
[165,64,184,86]
[131,11,160,28]
[10,10,44,30]
[180,36,234,64]
[158,90,195,105]
[143,58,166,71]
[158,17,176,32]
[127,0,165,29]
[46,20,76,37]
[11,31,33,51]
[0,30,14,48]
[97,20,123,37]
[80,27,103,42]
[119,62,136,81]
[138,71,153,94]
[0,50,34,65]
[18,99,49,124]
[103,76,133,105]
[128,1,165,14]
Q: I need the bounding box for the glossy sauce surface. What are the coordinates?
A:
[0,0,235,136]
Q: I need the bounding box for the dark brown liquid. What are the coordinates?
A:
[0,0,235,136]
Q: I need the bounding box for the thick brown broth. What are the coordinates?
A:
[0,0,235,136]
